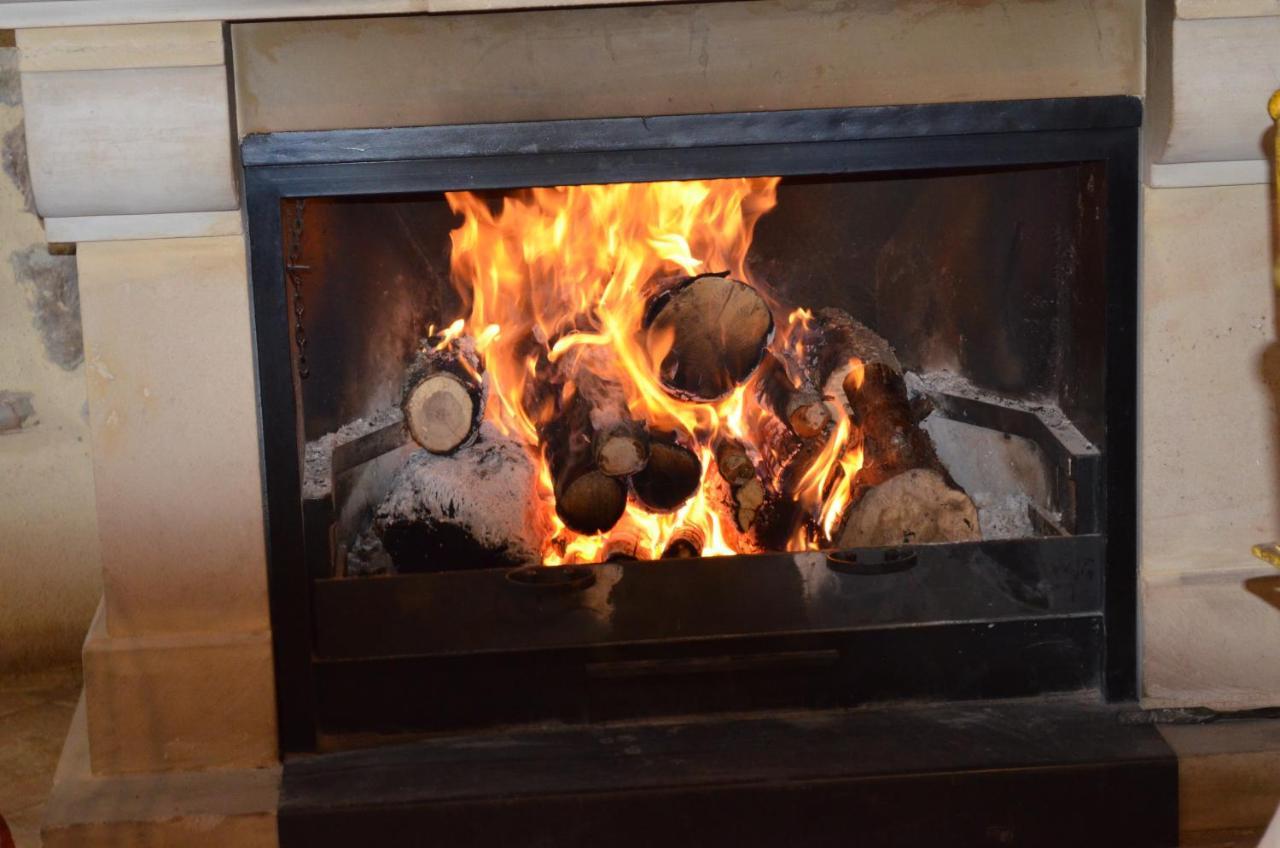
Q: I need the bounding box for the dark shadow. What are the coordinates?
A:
[1244,574,1280,614]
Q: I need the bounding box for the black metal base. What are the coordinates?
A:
[279,697,1177,848]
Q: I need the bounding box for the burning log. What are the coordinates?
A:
[401,338,486,455]
[631,430,703,513]
[662,525,705,559]
[373,424,550,571]
[836,468,979,548]
[757,351,830,438]
[712,437,770,543]
[644,273,774,402]
[542,387,630,535]
[803,307,901,409]
[575,366,650,478]
[603,522,643,561]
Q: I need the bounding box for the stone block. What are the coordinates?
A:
[82,603,278,774]
[44,693,279,847]
[77,235,270,637]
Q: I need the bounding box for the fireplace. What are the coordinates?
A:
[243,96,1139,753]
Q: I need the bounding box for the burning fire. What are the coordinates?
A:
[441,178,864,564]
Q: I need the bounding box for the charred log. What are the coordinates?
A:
[575,365,650,478]
[836,468,980,548]
[631,430,702,513]
[401,338,486,455]
[373,424,549,571]
[757,351,830,438]
[662,525,705,559]
[644,273,774,402]
[541,387,629,535]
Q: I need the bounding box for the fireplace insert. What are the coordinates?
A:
[243,96,1139,754]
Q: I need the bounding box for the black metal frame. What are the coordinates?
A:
[243,96,1141,753]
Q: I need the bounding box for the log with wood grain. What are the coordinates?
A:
[401,337,487,455]
[644,272,774,402]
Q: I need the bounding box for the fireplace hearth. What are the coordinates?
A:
[244,96,1139,753]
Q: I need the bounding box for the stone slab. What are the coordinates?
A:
[77,235,270,637]
[1142,568,1280,710]
[45,209,244,243]
[82,603,278,775]
[44,693,279,847]
[231,0,1140,136]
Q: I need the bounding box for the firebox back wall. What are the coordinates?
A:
[299,165,1106,443]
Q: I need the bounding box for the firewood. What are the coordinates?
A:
[631,430,702,512]
[603,522,644,561]
[843,361,948,481]
[801,307,901,411]
[573,359,649,478]
[401,338,486,455]
[836,468,980,548]
[541,387,629,535]
[644,273,774,402]
[662,525,705,559]
[373,424,550,571]
[712,437,770,536]
[757,351,830,438]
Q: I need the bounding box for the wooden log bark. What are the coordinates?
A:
[644,273,774,402]
[631,430,702,513]
[401,337,486,455]
[662,525,705,559]
[373,424,550,571]
[541,387,629,535]
[757,351,830,438]
[574,362,649,478]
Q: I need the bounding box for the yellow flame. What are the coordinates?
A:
[444,178,866,563]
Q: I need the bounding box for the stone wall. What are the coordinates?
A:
[0,30,102,672]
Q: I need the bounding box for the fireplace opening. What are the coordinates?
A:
[244,98,1138,751]
[298,165,1102,578]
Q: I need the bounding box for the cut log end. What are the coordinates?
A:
[404,373,477,454]
[557,470,628,535]
[662,525,705,559]
[596,433,648,478]
[632,438,703,513]
[788,401,831,439]
[647,274,774,402]
[836,468,980,549]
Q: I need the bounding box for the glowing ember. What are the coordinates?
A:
[441,178,865,563]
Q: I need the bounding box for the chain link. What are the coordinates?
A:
[285,198,310,379]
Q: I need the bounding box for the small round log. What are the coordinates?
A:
[402,339,485,455]
[645,273,774,402]
[662,525,705,559]
[631,432,703,513]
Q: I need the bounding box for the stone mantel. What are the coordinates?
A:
[0,0,676,27]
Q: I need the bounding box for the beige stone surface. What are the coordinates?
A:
[0,42,102,673]
[1160,717,1280,845]
[1141,183,1280,575]
[77,235,270,637]
[81,604,277,774]
[1146,0,1280,184]
[18,22,238,218]
[17,21,224,72]
[1142,568,1280,709]
[45,209,244,243]
[232,0,1141,135]
[44,694,279,847]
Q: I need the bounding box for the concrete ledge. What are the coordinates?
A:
[44,695,280,848]
[82,603,278,775]
[46,210,244,243]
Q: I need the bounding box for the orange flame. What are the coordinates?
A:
[443,178,865,563]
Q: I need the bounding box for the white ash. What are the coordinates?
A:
[302,406,405,500]
[373,423,550,571]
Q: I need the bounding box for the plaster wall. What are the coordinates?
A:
[0,34,101,673]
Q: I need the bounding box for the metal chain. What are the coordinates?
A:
[285,198,310,379]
